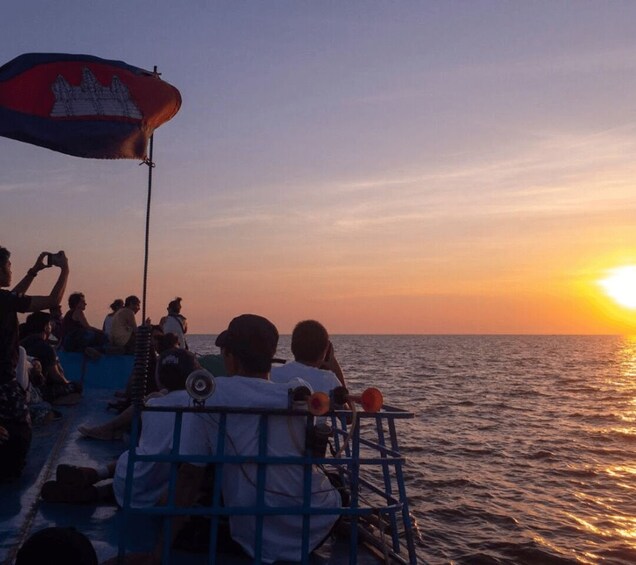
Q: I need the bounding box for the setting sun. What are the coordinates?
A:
[599,266,636,309]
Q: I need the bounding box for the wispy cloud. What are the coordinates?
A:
[168,124,636,241]
[356,46,636,105]
[0,182,29,193]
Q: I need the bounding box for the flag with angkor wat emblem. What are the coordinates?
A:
[0,53,181,159]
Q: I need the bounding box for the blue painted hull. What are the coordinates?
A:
[57,351,135,390]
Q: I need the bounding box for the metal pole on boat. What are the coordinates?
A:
[141,68,156,323]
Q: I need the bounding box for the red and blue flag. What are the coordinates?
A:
[0,53,181,159]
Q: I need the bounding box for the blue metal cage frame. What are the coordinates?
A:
[119,403,417,564]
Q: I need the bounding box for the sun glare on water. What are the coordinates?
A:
[599,266,636,309]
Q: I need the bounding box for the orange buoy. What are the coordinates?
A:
[351,387,383,412]
[308,392,330,416]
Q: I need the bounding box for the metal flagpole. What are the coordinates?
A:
[141,66,158,323]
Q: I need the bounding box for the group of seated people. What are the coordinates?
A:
[55,293,189,357]
[42,316,349,563]
[54,293,141,355]
[1,248,353,561]
[16,294,190,424]
[0,248,186,485]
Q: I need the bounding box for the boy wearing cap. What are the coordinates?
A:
[41,347,200,506]
[174,314,341,563]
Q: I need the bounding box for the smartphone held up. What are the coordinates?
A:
[45,251,65,267]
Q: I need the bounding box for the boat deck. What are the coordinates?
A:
[1,386,129,564]
[0,354,418,564]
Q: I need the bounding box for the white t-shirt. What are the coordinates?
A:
[162,315,187,349]
[113,390,191,507]
[271,361,341,394]
[179,376,341,563]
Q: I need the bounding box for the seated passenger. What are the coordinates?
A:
[20,312,82,405]
[175,314,341,563]
[109,295,141,354]
[60,292,108,354]
[160,297,189,350]
[41,347,200,506]
[102,298,124,340]
[271,319,346,393]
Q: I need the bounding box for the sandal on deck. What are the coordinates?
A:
[56,464,99,487]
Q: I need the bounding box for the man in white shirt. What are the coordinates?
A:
[271,319,346,394]
[175,314,341,563]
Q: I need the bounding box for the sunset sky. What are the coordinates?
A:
[3,2,636,334]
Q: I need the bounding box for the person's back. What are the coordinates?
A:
[271,361,340,394]
[102,298,123,340]
[271,320,345,393]
[178,314,340,563]
[160,297,188,349]
[181,375,340,562]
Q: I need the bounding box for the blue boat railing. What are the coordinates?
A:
[120,402,417,564]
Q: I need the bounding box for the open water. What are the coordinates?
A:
[188,334,636,565]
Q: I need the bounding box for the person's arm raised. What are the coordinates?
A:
[24,252,69,312]
[321,341,347,387]
[12,252,48,295]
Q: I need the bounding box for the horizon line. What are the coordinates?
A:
[188,333,631,337]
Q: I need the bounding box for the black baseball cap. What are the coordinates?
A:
[215,314,279,362]
[158,348,198,390]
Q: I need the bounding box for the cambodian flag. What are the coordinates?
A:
[0,53,181,159]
